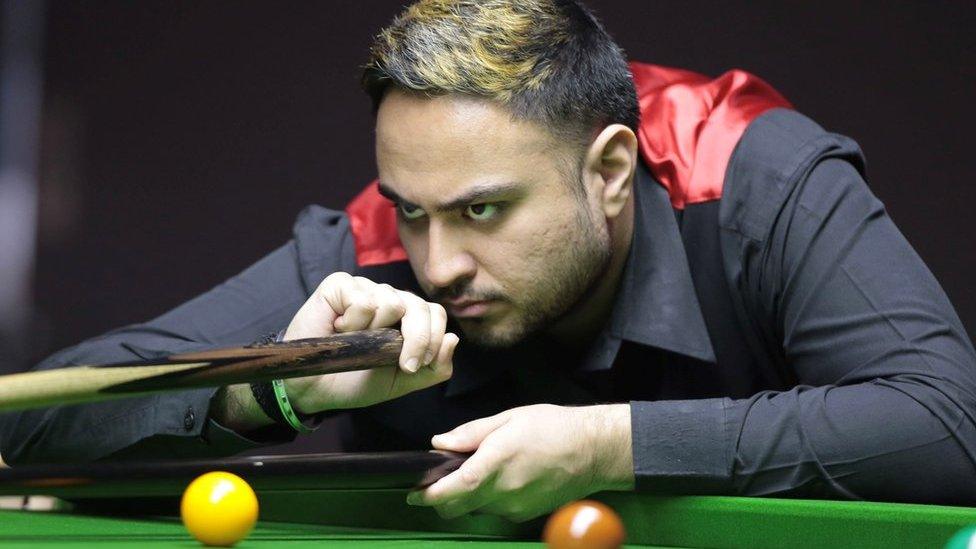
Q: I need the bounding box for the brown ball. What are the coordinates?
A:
[542,500,626,549]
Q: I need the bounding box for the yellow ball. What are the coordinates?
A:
[181,471,258,547]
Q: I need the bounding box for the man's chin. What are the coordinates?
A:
[454,317,529,349]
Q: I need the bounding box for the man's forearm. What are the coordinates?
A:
[210,383,276,433]
[586,403,635,491]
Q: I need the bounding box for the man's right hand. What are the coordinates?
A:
[280,272,457,414]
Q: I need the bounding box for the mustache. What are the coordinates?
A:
[429,285,505,303]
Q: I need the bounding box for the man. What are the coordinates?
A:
[2,0,975,521]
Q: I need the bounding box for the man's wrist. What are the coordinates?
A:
[282,377,331,415]
[211,383,277,433]
[584,403,635,491]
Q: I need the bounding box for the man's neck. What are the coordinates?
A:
[546,193,635,349]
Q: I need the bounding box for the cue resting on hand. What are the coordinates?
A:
[0,329,402,412]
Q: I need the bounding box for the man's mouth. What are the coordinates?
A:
[444,298,495,318]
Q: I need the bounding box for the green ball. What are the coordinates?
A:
[945,526,976,549]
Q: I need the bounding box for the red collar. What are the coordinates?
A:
[346,63,791,267]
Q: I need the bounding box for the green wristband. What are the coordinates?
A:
[271,379,316,434]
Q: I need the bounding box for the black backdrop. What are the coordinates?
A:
[31,1,975,364]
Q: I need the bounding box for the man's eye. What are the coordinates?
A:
[464,203,500,221]
[398,203,426,220]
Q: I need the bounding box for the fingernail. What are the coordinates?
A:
[406,492,420,505]
[423,350,434,365]
[405,357,419,372]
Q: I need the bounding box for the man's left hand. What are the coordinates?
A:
[406,403,634,522]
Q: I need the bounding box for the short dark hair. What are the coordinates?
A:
[362,0,639,147]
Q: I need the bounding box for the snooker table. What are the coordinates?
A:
[0,451,974,548]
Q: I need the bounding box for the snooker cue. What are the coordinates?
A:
[0,328,402,413]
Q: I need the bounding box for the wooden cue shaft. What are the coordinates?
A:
[0,329,403,413]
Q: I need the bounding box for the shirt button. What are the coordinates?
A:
[183,408,195,431]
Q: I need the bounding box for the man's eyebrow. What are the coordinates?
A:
[377,182,524,213]
[377,183,408,205]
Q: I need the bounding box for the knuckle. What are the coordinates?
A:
[433,505,453,519]
[459,466,483,487]
[497,478,527,494]
[508,504,527,518]
[317,272,353,304]
[386,299,407,316]
[360,297,379,311]
[399,291,426,306]
[430,303,448,321]
[346,294,376,314]
[352,276,375,288]
[316,288,338,307]
[322,271,351,286]
[501,502,526,520]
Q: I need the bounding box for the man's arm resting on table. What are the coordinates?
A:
[586,403,635,491]
[410,403,633,522]
[625,155,976,502]
[0,242,310,464]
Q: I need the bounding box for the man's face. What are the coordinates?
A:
[375,90,611,347]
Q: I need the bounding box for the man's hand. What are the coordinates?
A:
[212,272,458,433]
[282,272,458,413]
[406,404,634,522]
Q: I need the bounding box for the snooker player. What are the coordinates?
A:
[3,0,976,522]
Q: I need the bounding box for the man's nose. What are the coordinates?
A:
[424,223,476,289]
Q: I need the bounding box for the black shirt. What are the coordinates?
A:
[2,109,975,504]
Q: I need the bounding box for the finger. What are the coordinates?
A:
[424,303,447,367]
[432,492,492,520]
[388,333,457,397]
[419,440,504,505]
[427,332,458,380]
[406,489,488,519]
[431,410,511,453]
[369,284,407,329]
[398,294,432,372]
[333,288,378,332]
[436,332,460,372]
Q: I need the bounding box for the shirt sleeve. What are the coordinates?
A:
[631,156,976,504]
[0,241,309,464]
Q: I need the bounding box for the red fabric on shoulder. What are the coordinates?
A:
[629,62,791,209]
[346,64,793,266]
[345,180,407,267]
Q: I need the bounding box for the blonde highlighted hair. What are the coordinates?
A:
[363,0,639,144]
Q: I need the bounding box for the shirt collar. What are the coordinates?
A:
[603,162,716,363]
[445,162,716,397]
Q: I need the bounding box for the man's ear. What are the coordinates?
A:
[583,124,638,219]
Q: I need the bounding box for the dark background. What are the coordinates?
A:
[27,1,976,365]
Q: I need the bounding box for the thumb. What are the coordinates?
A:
[432,410,511,452]
[283,297,338,340]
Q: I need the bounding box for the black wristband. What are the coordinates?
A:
[249,331,288,426]
[247,330,322,429]
[250,380,288,425]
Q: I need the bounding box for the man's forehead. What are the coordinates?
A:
[375,90,559,160]
[375,91,565,207]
